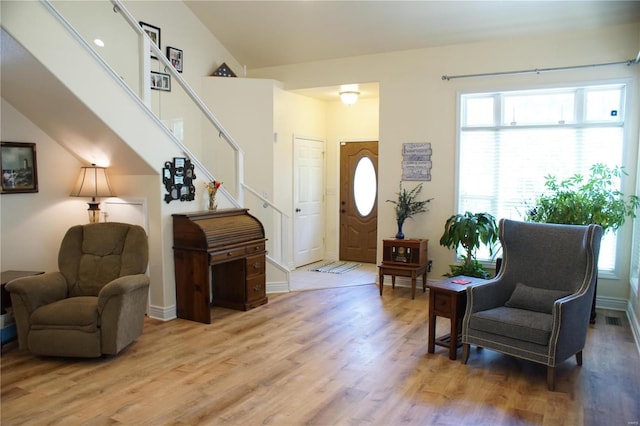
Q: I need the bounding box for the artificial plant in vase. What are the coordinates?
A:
[386,182,433,239]
[204,180,223,211]
[439,211,499,279]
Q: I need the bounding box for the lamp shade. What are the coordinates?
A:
[70,164,116,199]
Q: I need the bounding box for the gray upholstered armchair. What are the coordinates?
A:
[461,219,601,390]
[6,222,150,357]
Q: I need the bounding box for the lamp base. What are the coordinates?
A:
[87,202,101,223]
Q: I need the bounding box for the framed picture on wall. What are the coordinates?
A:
[151,71,171,92]
[139,21,161,59]
[1,142,38,193]
[167,46,183,73]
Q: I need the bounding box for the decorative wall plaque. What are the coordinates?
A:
[402,142,432,181]
[163,157,196,203]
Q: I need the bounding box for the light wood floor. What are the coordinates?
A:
[2,284,639,425]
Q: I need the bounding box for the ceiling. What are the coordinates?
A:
[185,1,640,70]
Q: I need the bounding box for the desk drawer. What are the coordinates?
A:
[246,243,266,254]
[209,248,246,264]
[246,275,266,302]
[434,293,452,315]
[246,254,265,278]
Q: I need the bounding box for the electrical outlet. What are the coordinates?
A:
[428,260,433,272]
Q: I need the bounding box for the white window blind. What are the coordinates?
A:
[458,83,627,271]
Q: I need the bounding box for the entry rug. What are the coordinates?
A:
[309,261,361,274]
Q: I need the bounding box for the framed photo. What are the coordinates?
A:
[167,46,183,73]
[151,71,171,92]
[1,142,38,193]
[139,21,161,59]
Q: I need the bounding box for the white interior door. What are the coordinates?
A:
[293,136,325,267]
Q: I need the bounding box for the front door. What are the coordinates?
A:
[339,141,378,263]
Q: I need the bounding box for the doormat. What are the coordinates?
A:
[309,261,361,274]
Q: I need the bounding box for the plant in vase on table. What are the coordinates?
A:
[204,180,222,211]
[386,182,433,239]
[439,211,499,279]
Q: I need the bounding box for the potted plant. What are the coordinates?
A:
[525,163,639,323]
[439,211,499,279]
[386,182,433,239]
[526,163,639,232]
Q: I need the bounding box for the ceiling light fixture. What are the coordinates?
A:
[339,91,360,105]
[93,39,105,47]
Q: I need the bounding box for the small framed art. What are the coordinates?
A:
[139,21,161,59]
[167,46,183,73]
[1,142,38,193]
[151,71,171,92]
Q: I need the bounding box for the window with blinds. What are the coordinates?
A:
[458,83,627,271]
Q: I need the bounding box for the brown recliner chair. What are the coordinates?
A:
[6,222,150,357]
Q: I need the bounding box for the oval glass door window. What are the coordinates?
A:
[353,156,376,216]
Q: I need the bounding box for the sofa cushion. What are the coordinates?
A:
[469,306,553,346]
[30,296,99,333]
[505,282,570,314]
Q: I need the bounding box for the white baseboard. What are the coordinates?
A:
[267,281,290,294]
[627,302,640,356]
[595,295,628,312]
[148,304,176,321]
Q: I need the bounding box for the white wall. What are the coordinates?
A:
[0,100,86,272]
[250,23,640,304]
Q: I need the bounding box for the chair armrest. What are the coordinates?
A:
[551,289,593,362]
[5,272,68,350]
[97,274,150,355]
[98,274,150,310]
[5,272,67,313]
[466,278,514,313]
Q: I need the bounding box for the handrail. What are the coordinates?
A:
[242,183,290,218]
[110,0,244,204]
[41,0,291,268]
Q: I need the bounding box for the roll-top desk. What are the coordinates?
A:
[173,209,267,324]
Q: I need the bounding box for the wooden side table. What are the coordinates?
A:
[427,276,486,360]
[378,263,428,300]
[379,238,428,300]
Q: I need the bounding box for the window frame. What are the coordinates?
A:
[455,79,633,278]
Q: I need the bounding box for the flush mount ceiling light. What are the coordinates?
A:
[339,91,360,105]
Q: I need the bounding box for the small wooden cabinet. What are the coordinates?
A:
[382,239,428,266]
[379,239,428,300]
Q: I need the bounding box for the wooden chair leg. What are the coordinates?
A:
[575,350,583,366]
[547,366,556,391]
[462,343,470,364]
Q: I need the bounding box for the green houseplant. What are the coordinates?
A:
[386,182,433,239]
[526,163,639,323]
[439,211,499,279]
[526,163,639,232]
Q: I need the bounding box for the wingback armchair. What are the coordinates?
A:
[6,222,150,357]
[461,219,601,390]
